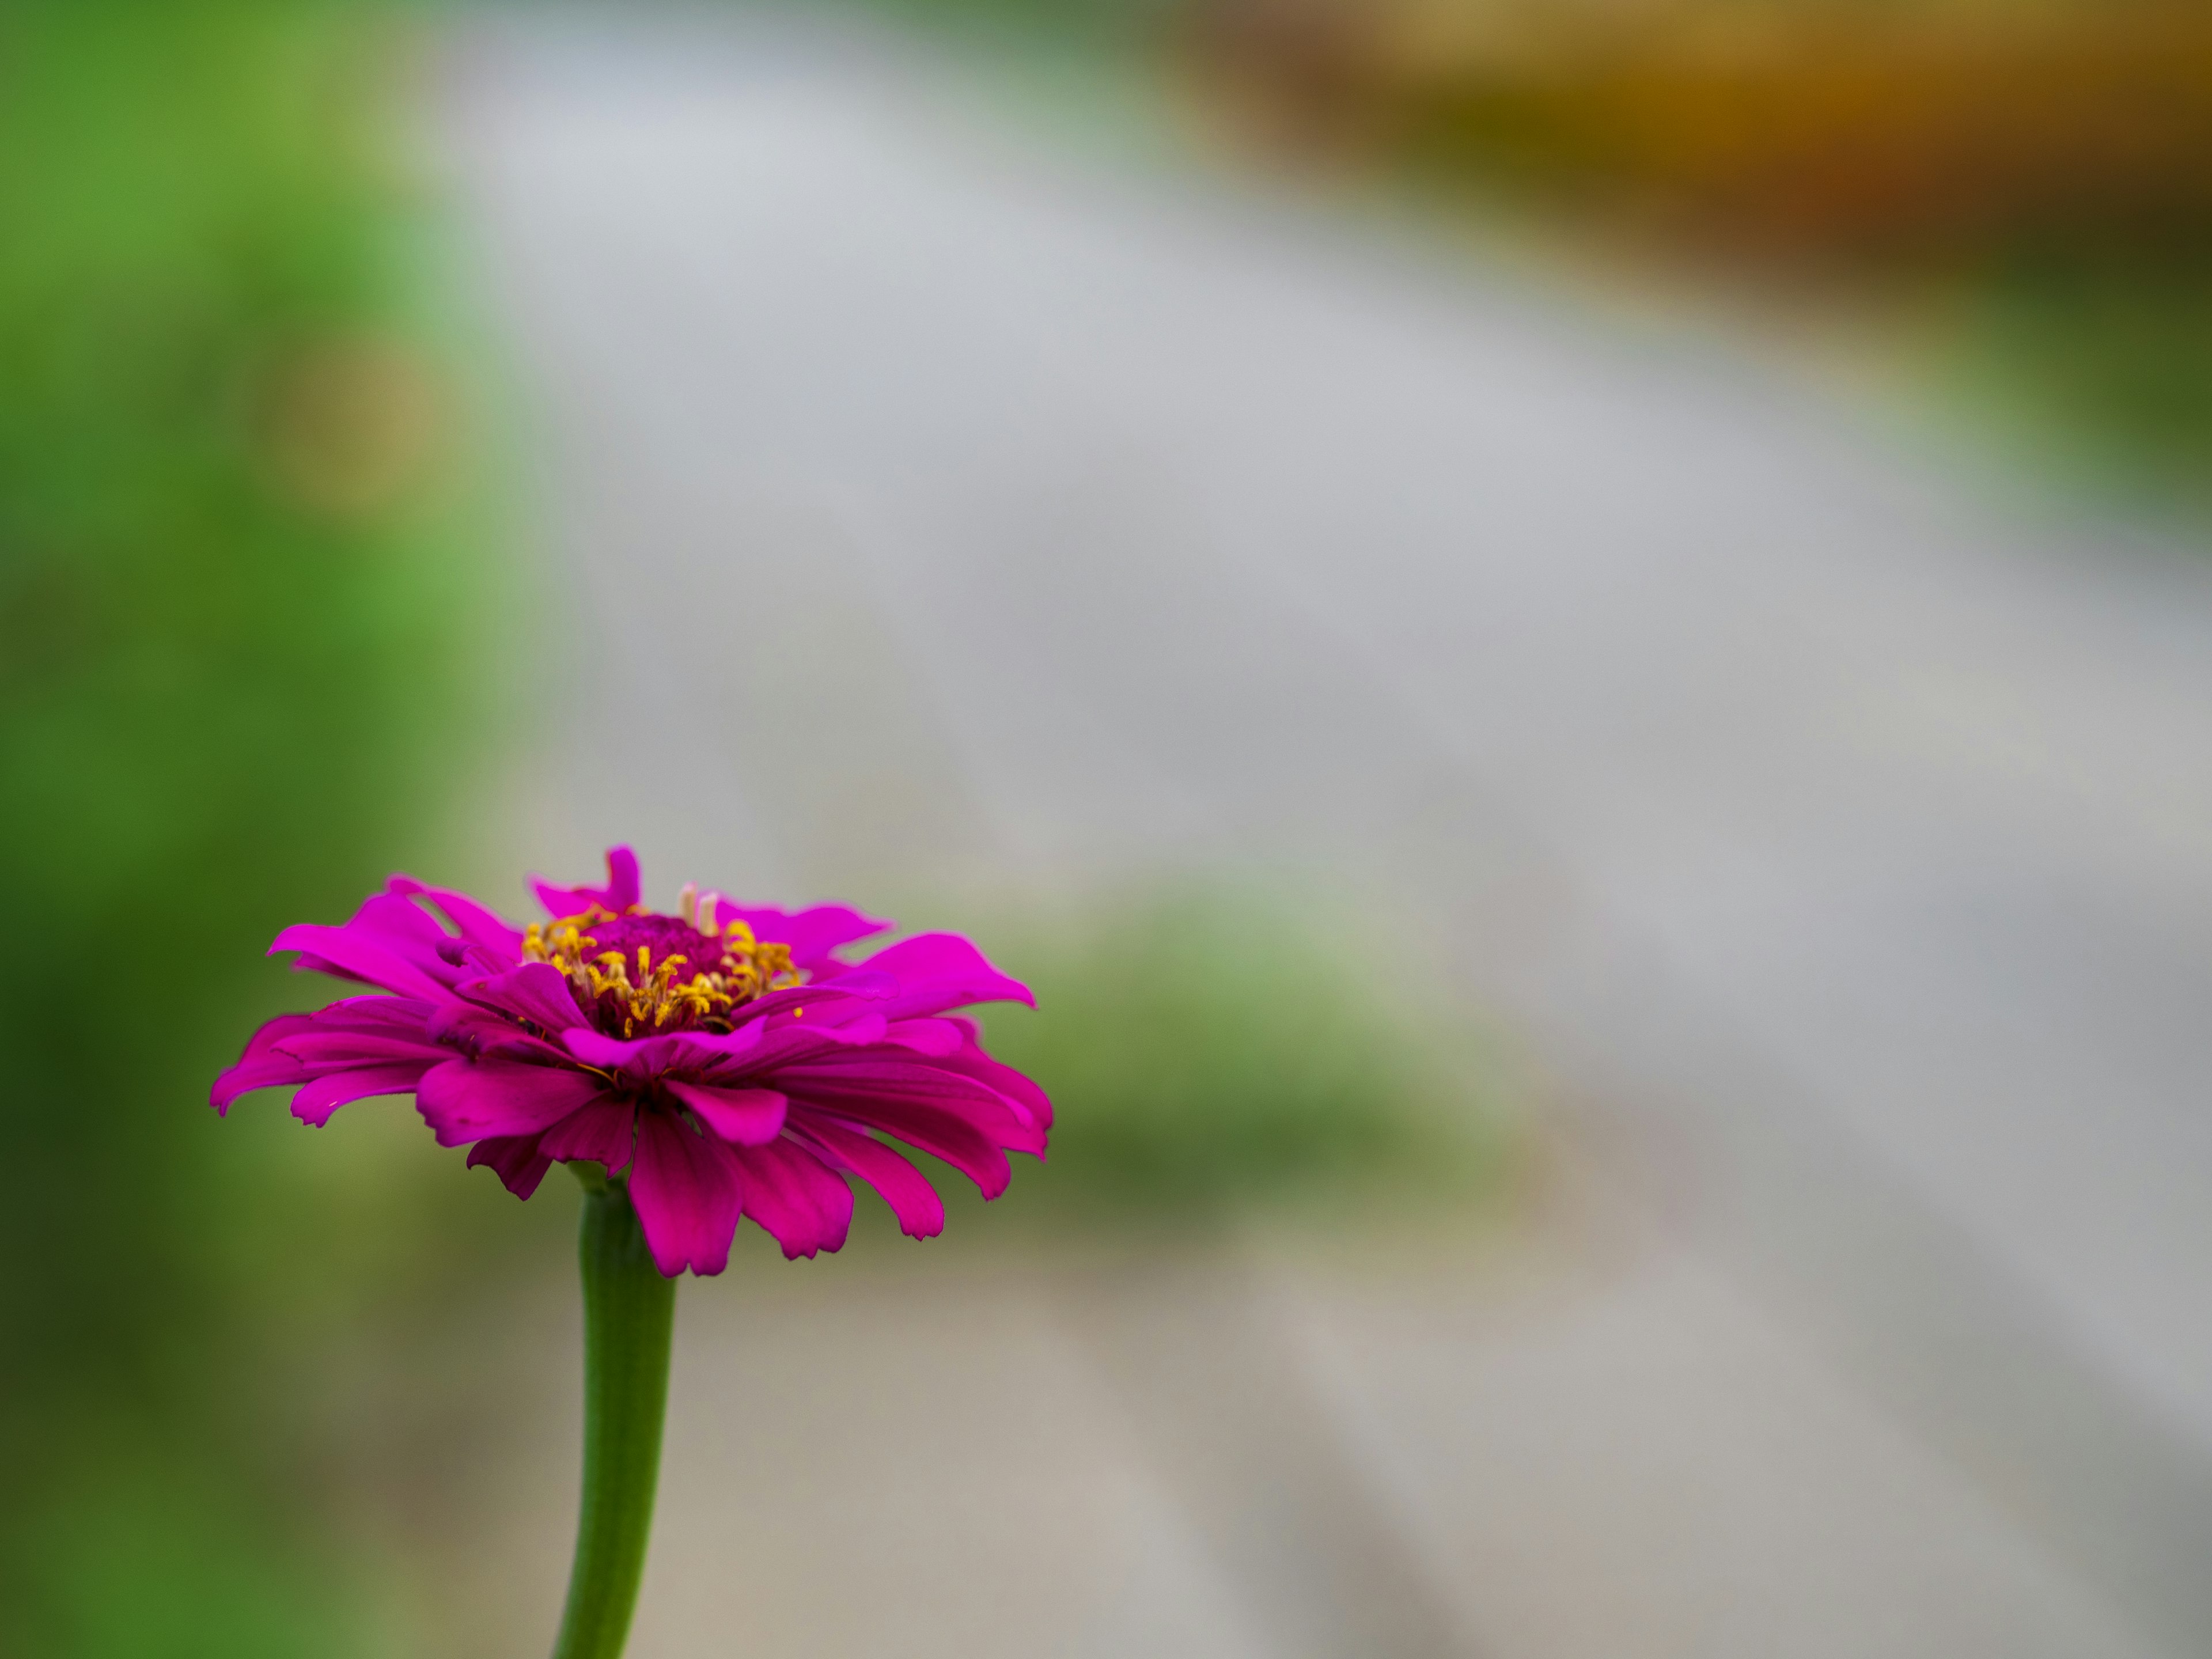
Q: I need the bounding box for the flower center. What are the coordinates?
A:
[523,893,801,1036]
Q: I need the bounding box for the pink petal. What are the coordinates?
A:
[293,1062,437,1127]
[771,1057,1044,1152]
[559,1027,691,1084]
[272,1030,449,1068]
[793,1096,1013,1199]
[540,1099,639,1173]
[426,1003,569,1064]
[468,1133,555,1199]
[342,891,451,946]
[211,1013,317,1112]
[307,995,442,1039]
[732,1136,854,1259]
[793,1118,945,1239]
[713,901,893,972]
[629,1111,744,1277]
[881,1017,966,1058]
[927,1039,1056,1131]
[387,875,528,957]
[415,1056,609,1147]
[532,845,642,919]
[271,922,452,1003]
[461,961,586,1032]
[665,1081,787,1146]
[683,1016,885,1075]
[724,974,895,1027]
[844,932,1034,1020]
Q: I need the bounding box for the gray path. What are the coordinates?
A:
[444,15,2212,1656]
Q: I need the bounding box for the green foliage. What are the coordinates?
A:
[0,1,494,1650]
[969,889,1507,1227]
[1949,251,2212,506]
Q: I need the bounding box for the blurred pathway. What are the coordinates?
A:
[444,14,2212,1657]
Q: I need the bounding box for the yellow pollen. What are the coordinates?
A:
[521,901,805,1033]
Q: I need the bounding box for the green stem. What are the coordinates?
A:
[551,1182,675,1659]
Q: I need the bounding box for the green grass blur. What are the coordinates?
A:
[881,888,1512,1245]
[0,2,500,1652]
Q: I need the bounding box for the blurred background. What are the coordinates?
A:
[4,0,2210,1654]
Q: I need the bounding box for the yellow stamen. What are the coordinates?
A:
[520,899,804,1032]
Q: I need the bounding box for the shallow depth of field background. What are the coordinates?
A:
[4,2,2210,1656]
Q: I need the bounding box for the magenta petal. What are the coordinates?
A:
[665,1081,787,1146]
[293,1062,436,1127]
[426,1004,569,1064]
[342,891,452,947]
[714,901,893,972]
[388,875,527,957]
[415,1056,608,1147]
[532,845,642,920]
[272,1031,448,1068]
[270,923,452,1003]
[725,974,895,1026]
[308,995,443,1037]
[675,1017,882,1075]
[559,1027,690,1082]
[846,932,1034,1020]
[731,1136,854,1259]
[601,846,642,908]
[794,1118,945,1239]
[462,961,585,1032]
[468,1133,555,1199]
[881,1017,966,1058]
[211,1051,308,1113]
[629,1112,743,1277]
[540,1100,639,1172]
[929,1040,1056,1131]
[771,1058,1042,1151]
[796,1096,1014,1198]
[211,1013,317,1112]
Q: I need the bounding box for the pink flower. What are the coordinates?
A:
[214,847,1050,1275]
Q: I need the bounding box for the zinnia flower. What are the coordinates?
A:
[213,846,1050,1275]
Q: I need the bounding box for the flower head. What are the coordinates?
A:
[214,847,1050,1275]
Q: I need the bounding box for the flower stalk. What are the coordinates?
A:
[552,1177,675,1659]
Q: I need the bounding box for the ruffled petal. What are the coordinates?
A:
[342,891,452,948]
[665,1081,787,1146]
[880,1017,966,1058]
[628,1112,743,1277]
[770,1056,1044,1154]
[271,1029,449,1068]
[540,1099,639,1173]
[211,1013,317,1112]
[710,900,893,973]
[415,1056,609,1147]
[679,1016,886,1080]
[292,1061,438,1127]
[841,933,1033,1021]
[558,1027,692,1084]
[791,1118,945,1239]
[532,845,642,920]
[721,974,895,1028]
[925,1036,1056,1132]
[460,961,586,1032]
[730,1135,854,1259]
[426,1004,570,1064]
[387,875,528,958]
[304,995,443,1040]
[468,1133,555,1199]
[790,1096,1013,1199]
[271,922,452,1004]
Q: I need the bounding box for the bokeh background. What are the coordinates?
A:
[5,1,2210,1655]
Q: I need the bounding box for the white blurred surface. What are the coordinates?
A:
[442,14,2212,1654]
